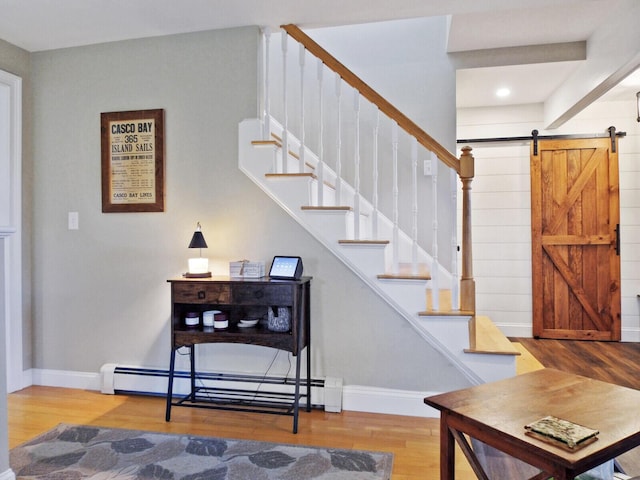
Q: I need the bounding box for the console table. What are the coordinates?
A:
[165,276,311,433]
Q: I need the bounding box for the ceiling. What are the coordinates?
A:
[0,0,638,112]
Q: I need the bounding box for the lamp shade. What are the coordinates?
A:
[188,222,208,249]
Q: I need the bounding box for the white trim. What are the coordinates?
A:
[30,369,102,391]
[0,69,22,394]
[0,468,16,480]
[30,367,442,418]
[343,385,440,418]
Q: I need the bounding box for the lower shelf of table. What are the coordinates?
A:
[170,386,310,416]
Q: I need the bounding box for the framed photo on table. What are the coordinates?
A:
[101,109,165,213]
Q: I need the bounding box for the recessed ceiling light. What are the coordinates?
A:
[496,87,511,98]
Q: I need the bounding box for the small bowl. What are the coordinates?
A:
[213,320,229,329]
[239,319,259,327]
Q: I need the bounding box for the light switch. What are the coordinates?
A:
[68,211,79,230]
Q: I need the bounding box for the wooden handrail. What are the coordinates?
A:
[281,24,460,174]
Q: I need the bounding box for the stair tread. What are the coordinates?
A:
[378,273,431,280]
[265,172,315,179]
[251,139,281,147]
[418,309,475,317]
[301,205,352,211]
[465,315,520,356]
[339,239,390,245]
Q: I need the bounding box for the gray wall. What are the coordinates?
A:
[23,26,468,395]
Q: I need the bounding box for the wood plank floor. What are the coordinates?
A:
[8,386,478,480]
[8,338,640,478]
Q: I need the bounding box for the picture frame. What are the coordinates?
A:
[101,109,165,213]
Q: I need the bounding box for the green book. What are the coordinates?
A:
[525,416,599,450]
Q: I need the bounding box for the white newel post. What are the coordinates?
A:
[0,68,22,480]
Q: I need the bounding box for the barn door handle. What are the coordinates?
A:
[615,224,621,256]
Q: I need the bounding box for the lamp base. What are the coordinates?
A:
[183,272,212,278]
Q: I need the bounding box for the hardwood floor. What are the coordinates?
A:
[8,339,640,478]
[512,337,640,390]
[8,386,478,480]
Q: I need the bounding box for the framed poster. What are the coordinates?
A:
[101,109,165,212]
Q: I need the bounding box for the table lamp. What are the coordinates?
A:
[185,222,211,277]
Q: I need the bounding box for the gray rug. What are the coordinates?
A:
[10,423,393,479]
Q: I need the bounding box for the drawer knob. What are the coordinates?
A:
[198,291,206,300]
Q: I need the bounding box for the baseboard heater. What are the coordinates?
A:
[100,364,343,413]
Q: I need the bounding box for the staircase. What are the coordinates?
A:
[238,25,519,385]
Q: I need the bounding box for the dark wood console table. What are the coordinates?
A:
[165,276,311,433]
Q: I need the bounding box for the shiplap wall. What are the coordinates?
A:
[457,100,640,340]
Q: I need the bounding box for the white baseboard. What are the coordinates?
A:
[0,468,16,480]
[343,385,440,418]
[30,368,101,391]
[27,368,441,418]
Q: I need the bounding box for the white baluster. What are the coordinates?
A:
[450,169,460,311]
[372,109,379,239]
[316,59,324,206]
[281,31,289,173]
[334,74,342,206]
[431,153,440,311]
[298,43,306,173]
[353,91,361,240]
[391,122,399,273]
[411,137,418,273]
[262,27,271,141]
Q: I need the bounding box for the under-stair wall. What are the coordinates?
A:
[239,118,518,384]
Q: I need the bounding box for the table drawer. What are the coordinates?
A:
[232,284,293,305]
[172,283,231,304]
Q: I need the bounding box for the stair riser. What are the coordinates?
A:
[338,244,388,277]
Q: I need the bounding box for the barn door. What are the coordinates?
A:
[530,136,621,340]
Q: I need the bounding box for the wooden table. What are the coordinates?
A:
[424,368,640,479]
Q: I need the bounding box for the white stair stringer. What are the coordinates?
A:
[239,118,516,385]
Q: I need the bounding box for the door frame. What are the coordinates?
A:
[0,68,24,392]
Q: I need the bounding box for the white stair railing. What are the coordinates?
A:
[259,26,476,313]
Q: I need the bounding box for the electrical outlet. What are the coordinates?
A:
[68,211,79,230]
[423,159,432,176]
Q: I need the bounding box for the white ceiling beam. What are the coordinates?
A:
[450,42,586,69]
[543,0,640,129]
